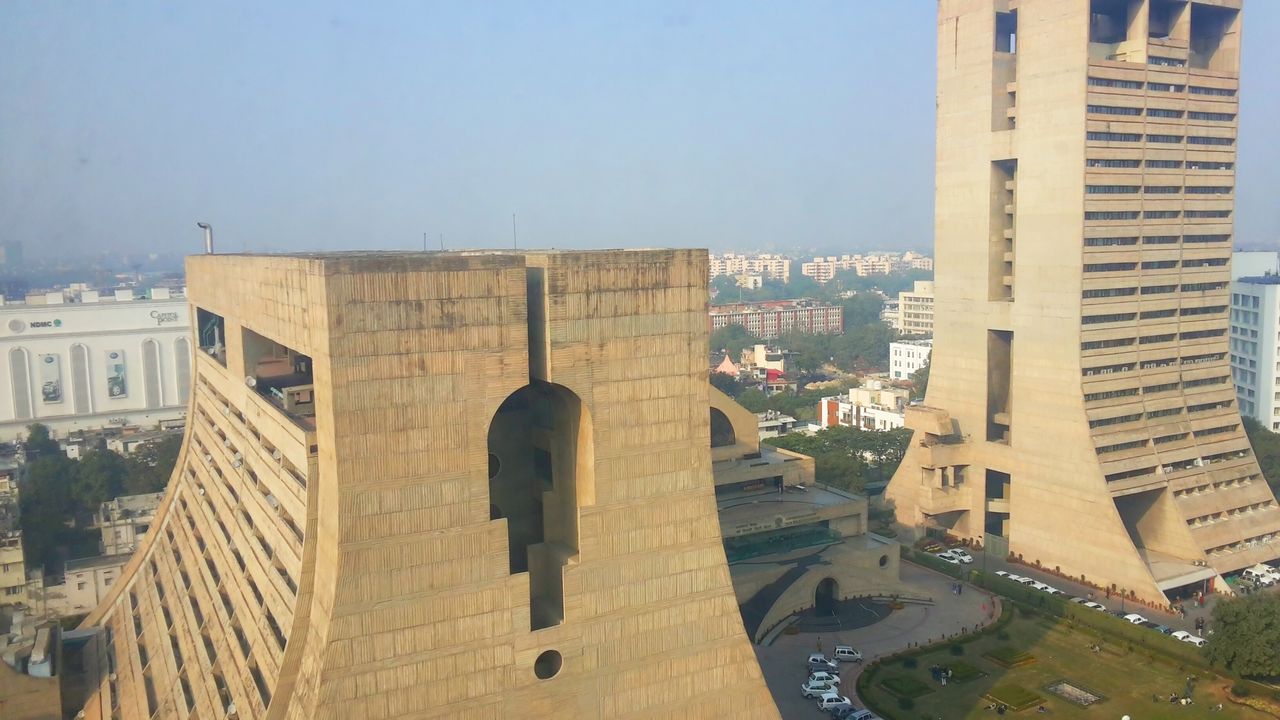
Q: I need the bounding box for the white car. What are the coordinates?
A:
[1031,581,1062,595]
[949,548,974,564]
[807,653,838,672]
[1171,630,1207,647]
[808,671,841,686]
[817,692,853,712]
[1122,613,1149,625]
[802,679,835,698]
[1081,600,1106,611]
[833,645,863,663]
[1015,577,1037,586]
[935,550,961,565]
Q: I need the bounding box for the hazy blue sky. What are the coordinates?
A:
[2,2,1277,258]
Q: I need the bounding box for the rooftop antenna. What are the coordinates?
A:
[512,213,518,249]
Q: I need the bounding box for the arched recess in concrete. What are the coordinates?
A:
[710,407,736,448]
[708,386,760,461]
[487,380,594,631]
[814,577,839,616]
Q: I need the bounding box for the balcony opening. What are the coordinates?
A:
[985,510,1010,538]
[986,330,1013,443]
[995,10,1017,53]
[242,327,315,429]
[1089,0,1138,44]
[1189,4,1240,71]
[1149,0,1189,41]
[196,307,226,367]
[989,161,1016,299]
[488,381,592,631]
[985,469,1011,501]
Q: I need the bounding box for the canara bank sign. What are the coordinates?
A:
[150,310,181,326]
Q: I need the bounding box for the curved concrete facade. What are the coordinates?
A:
[77,250,778,719]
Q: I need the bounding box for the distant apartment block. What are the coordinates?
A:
[800,251,933,283]
[818,381,911,432]
[889,281,935,335]
[709,253,792,282]
[95,491,164,556]
[1230,265,1280,429]
[890,338,933,380]
[0,464,27,606]
[710,300,843,339]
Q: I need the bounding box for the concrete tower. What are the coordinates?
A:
[75,251,778,719]
[888,0,1280,604]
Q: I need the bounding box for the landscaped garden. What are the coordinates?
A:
[858,607,1274,719]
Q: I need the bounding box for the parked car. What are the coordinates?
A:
[807,653,839,672]
[1242,565,1278,587]
[1030,581,1061,594]
[1122,613,1149,625]
[1080,601,1106,611]
[833,645,863,663]
[824,700,855,717]
[817,692,853,712]
[1015,577,1037,586]
[994,570,1025,582]
[1171,630,1208,647]
[802,679,835,699]
[844,710,883,720]
[1151,624,1174,634]
[808,671,841,686]
[948,548,974,564]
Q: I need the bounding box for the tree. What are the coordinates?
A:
[1205,594,1280,677]
[123,434,182,495]
[1243,416,1280,492]
[72,448,129,517]
[23,423,59,460]
[18,454,80,571]
[910,360,930,401]
[840,293,885,328]
[710,324,762,361]
[710,372,747,398]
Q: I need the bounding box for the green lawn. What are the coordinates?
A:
[860,613,1272,719]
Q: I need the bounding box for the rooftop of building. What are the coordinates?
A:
[64,554,129,573]
[1236,274,1280,286]
[891,337,934,347]
[98,492,164,523]
[710,298,838,312]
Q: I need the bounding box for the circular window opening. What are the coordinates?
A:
[534,649,562,680]
[488,453,500,479]
[879,554,889,568]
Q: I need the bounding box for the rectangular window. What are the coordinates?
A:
[1140,310,1177,320]
[1139,333,1176,345]
[1182,283,1228,292]
[1083,287,1137,299]
[1188,111,1236,122]
[1149,83,1185,93]
[1188,136,1235,146]
[1181,329,1226,339]
[1144,186,1181,194]
[987,330,1012,443]
[1185,210,1232,218]
[1086,185,1140,194]
[1085,211,1141,221]
[1098,440,1148,454]
[1082,313,1136,325]
[1147,108,1185,118]
[1144,210,1181,219]
[1189,86,1237,97]
[1147,408,1182,419]
[1088,159,1141,168]
[1088,104,1142,116]
[1146,160,1182,169]
[1146,134,1184,143]
[1141,260,1178,270]
[1188,161,1234,170]
[1083,362,1135,376]
[1143,382,1180,394]
[1083,337,1136,350]
[1084,263,1137,272]
[1088,132,1142,142]
[1089,77,1143,89]
[1141,285,1177,295]
[1185,234,1230,244]
[1084,236,1138,247]
[1148,56,1186,68]
[1183,259,1229,268]
[1186,186,1233,195]
[1090,413,1142,428]
[1143,235,1179,244]
[1085,388,1139,402]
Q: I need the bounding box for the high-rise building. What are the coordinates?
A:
[888,0,1278,606]
[708,253,791,283]
[891,281,935,335]
[75,251,777,719]
[1230,272,1280,428]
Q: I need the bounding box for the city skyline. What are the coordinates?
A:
[2,2,1276,258]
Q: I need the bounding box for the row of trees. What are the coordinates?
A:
[709,268,932,307]
[763,425,912,494]
[19,424,181,572]
[1243,417,1280,496]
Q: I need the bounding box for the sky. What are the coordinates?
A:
[1,2,1277,258]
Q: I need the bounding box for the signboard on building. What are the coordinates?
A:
[39,353,62,403]
[106,350,127,398]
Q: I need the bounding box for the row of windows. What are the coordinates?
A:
[1084,376,1229,403]
[1086,131,1236,147]
[1081,307,1226,326]
[1098,439,1147,454]
[1175,475,1253,498]
[1086,185,1233,195]
[1087,105,1235,123]
[1188,500,1276,528]
[1085,210,1232,220]
[1088,78,1237,98]
[1087,159,1234,170]
[1082,352,1227,376]
[1083,234,1230,247]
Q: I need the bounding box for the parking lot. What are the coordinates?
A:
[753,562,996,718]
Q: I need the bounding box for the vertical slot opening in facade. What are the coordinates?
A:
[989,160,1017,301]
[1089,0,1143,61]
[242,328,315,428]
[1149,0,1189,41]
[196,307,227,367]
[987,330,1013,443]
[992,11,1017,131]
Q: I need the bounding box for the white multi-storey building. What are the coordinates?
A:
[890,338,933,380]
[708,253,792,283]
[1230,272,1280,429]
[0,288,191,440]
[891,280,935,335]
[800,252,934,283]
[818,381,912,432]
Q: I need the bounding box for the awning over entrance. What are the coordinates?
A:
[1139,549,1218,591]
